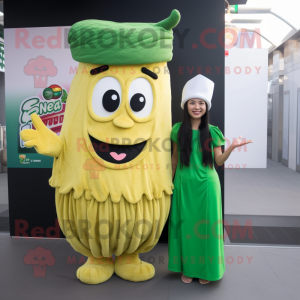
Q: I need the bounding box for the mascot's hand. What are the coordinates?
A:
[20,113,63,158]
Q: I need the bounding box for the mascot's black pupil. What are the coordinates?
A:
[103,89,120,112]
[130,93,146,112]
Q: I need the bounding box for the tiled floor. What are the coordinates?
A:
[0,233,299,300]
[225,158,300,216]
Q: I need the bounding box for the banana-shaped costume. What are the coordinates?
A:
[21,10,180,284]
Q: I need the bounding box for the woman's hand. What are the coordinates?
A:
[214,136,253,166]
[231,135,253,149]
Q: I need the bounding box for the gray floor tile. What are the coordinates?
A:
[0,209,9,217]
[258,247,300,292]
[225,158,300,216]
[0,204,8,213]
[1,235,299,300]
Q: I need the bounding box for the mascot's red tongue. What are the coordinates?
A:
[110,152,126,161]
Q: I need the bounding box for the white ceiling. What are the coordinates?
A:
[228,0,300,49]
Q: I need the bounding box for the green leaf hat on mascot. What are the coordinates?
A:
[21,9,180,284]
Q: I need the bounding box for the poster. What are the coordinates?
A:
[4,27,76,168]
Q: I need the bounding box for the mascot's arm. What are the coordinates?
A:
[20,113,63,158]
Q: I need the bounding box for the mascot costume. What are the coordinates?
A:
[21,9,180,284]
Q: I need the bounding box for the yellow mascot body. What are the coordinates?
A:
[21,10,180,284]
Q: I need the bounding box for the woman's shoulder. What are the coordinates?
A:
[171,122,182,134]
[209,124,221,132]
[209,124,218,129]
[209,124,225,146]
[171,122,182,143]
[209,124,223,134]
[172,122,182,130]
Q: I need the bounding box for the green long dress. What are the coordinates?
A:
[168,122,226,281]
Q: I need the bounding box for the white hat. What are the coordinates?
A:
[181,74,215,110]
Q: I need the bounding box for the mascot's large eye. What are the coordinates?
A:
[128,78,153,118]
[92,77,121,117]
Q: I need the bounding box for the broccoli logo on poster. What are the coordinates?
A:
[24,56,58,88]
[19,154,30,164]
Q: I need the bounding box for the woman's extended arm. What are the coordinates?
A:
[171,141,179,181]
[213,135,253,166]
[213,144,234,166]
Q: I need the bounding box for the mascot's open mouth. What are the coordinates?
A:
[89,134,147,164]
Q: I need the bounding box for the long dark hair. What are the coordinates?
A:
[177,101,213,169]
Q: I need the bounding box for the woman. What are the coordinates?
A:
[168,74,253,284]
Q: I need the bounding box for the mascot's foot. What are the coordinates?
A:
[76,256,114,284]
[114,253,155,282]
